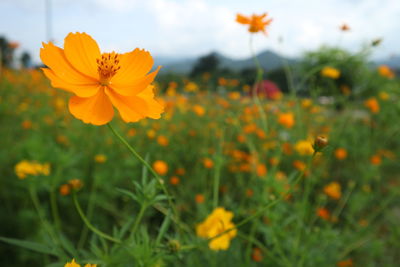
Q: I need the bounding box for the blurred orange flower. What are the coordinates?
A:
[252,247,263,262]
[335,148,348,160]
[370,154,381,165]
[236,13,273,34]
[203,158,214,169]
[278,112,295,128]
[340,23,350,31]
[169,176,180,185]
[41,32,163,125]
[195,194,205,204]
[337,258,353,267]
[153,160,168,175]
[324,182,341,200]
[364,97,380,113]
[316,207,330,220]
[378,65,395,79]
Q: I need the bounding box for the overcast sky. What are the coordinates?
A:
[1,0,399,63]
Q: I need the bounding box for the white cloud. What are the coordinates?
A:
[1,0,399,63]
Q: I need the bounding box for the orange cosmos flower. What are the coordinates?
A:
[153,160,168,175]
[364,97,380,113]
[278,112,295,128]
[340,23,350,31]
[236,13,273,34]
[324,182,341,200]
[40,32,163,125]
[335,148,348,160]
[378,65,395,79]
[195,194,205,204]
[316,207,330,221]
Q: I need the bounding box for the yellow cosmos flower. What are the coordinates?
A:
[40,32,163,125]
[65,259,97,267]
[94,154,107,163]
[321,66,340,79]
[196,207,237,250]
[236,13,273,34]
[295,140,314,155]
[15,160,50,179]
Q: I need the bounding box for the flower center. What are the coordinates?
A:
[96,52,121,86]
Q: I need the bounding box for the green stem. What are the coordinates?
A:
[29,186,60,247]
[131,204,147,235]
[72,192,121,244]
[107,124,178,222]
[212,133,224,208]
[49,189,61,230]
[207,152,316,242]
[249,35,268,133]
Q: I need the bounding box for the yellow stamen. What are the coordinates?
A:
[96,52,121,86]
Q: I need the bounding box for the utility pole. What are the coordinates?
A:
[45,0,53,42]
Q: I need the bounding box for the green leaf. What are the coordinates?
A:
[0,236,59,256]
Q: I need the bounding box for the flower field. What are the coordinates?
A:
[1,12,400,267]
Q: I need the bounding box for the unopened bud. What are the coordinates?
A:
[167,239,181,252]
[313,136,328,152]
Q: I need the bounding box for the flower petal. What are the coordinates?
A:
[40,42,96,85]
[113,48,154,83]
[137,86,164,119]
[236,14,251,24]
[64,32,101,79]
[42,68,100,97]
[110,66,161,96]
[105,86,163,123]
[68,88,114,125]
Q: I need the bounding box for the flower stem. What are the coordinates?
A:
[131,204,147,236]
[72,191,121,244]
[249,35,268,133]
[106,123,179,227]
[207,152,316,242]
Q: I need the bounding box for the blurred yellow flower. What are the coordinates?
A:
[321,66,340,79]
[94,154,107,163]
[64,259,97,267]
[15,160,50,179]
[378,91,389,100]
[184,81,199,92]
[294,140,314,155]
[196,207,237,250]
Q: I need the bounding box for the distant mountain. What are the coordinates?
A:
[154,50,297,74]
[376,55,400,69]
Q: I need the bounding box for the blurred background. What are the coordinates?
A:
[1,0,399,71]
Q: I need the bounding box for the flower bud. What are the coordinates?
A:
[313,136,328,152]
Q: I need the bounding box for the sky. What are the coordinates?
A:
[1,0,399,64]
